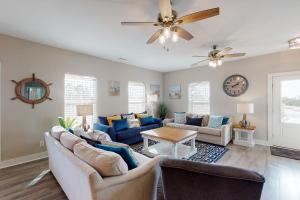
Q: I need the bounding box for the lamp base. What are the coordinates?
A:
[239,114,250,128]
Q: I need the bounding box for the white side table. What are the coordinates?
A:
[233,127,256,147]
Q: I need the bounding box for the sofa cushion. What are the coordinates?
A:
[112,119,129,132]
[186,116,203,126]
[139,116,155,126]
[96,144,138,170]
[50,126,66,140]
[74,142,128,176]
[198,127,222,136]
[60,132,85,151]
[140,123,160,131]
[116,127,140,140]
[208,116,224,128]
[174,112,186,124]
[166,123,198,131]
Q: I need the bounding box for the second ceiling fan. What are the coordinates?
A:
[121,0,220,45]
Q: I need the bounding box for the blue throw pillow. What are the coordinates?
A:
[208,116,224,128]
[139,116,155,126]
[96,144,138,170]
[80,135,101,147]
[112,119,129,132]
[186,117,203,126]
[93,123,110,133]
[222,116,229,125]
[98,116,108,125]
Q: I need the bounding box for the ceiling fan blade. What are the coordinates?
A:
[191,59,209,67]
[174,26,194,40]
[146,29,162,44]
[216,47,233,55]
[223,53,246,58]
[121,22,159,26]
[177,7,220,25]
[192,55,208,58]
[159,0,173,21]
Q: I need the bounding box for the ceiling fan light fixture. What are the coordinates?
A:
[163,27,171,39]
[217,59,222,66]
[171,31,178,42]
[159,35,166,44]
[289,37,300,49]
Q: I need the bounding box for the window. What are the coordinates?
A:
[64,74,97,127]
[128,81,146,113]
[188,82,210,114]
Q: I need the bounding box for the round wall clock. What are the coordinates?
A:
[223,75,249,97]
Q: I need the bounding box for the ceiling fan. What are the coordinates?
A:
[121,0,220,45]
[192,45,246,68]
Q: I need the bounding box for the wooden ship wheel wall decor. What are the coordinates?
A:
[11,73,53,109]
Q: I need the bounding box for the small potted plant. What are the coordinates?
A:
[157,103,168,120]
[58,117,79,133]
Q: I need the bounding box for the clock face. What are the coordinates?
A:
[223,75,249,97]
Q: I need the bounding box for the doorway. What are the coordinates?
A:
[269,71,300,150]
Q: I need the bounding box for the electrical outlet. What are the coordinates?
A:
[40,140,45,147]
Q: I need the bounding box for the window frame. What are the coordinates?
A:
[128,81,146,114]
[64,74,97,127]
[188,81,210,114]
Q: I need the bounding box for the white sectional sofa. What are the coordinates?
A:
[45,132,164,200]
[163,117,232,146]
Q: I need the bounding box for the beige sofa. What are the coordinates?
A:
[163,117,232,146]
[45,132,164,200]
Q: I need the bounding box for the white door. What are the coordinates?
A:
[272,75,300,150]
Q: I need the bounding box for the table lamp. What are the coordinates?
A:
[77,104,93,131]
[237,103,254,128]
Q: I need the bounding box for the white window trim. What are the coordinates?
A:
[188,81,210,114]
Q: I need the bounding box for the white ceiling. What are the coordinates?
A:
[0,0,299,72]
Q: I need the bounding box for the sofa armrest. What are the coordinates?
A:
[220,123,232,146]
[163,118,174,126]
[93,123,117,141]
[153,118,163,127]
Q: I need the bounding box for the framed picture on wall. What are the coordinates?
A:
[150,84,160,98]
[169,84,181,99]
[108,80,120,96]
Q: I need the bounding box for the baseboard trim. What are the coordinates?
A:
[255,139,270,146]
[0,151,48,169]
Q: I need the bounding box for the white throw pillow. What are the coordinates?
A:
[73,127,86,137]
[174,112,187,124]
[74,142,128,176]
[127,119,140,128]
[60,132,85,151]
[91,130,112,141]
[50,126,66,140]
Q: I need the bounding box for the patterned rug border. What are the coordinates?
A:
[131,140,228,164]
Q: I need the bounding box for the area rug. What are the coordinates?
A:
[131,140,228,163]
[270,146,300,160]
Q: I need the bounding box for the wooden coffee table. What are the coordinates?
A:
[140,127,197,159]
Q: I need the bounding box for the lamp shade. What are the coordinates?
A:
[237,103,254,114]
[77,104,93,116]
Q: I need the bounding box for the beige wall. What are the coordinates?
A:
[0,34,163,161]
[164,49,300,141]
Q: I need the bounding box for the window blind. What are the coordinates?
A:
[64,74,97,127]
[128,81,146,113]
[188,82,210,114]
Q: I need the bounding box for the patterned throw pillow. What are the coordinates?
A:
[122,113,136,120]
[174,112,186,124]
[208,116,224,128]
[127,119,140,128]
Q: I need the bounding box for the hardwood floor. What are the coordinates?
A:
[0,144,300,200]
